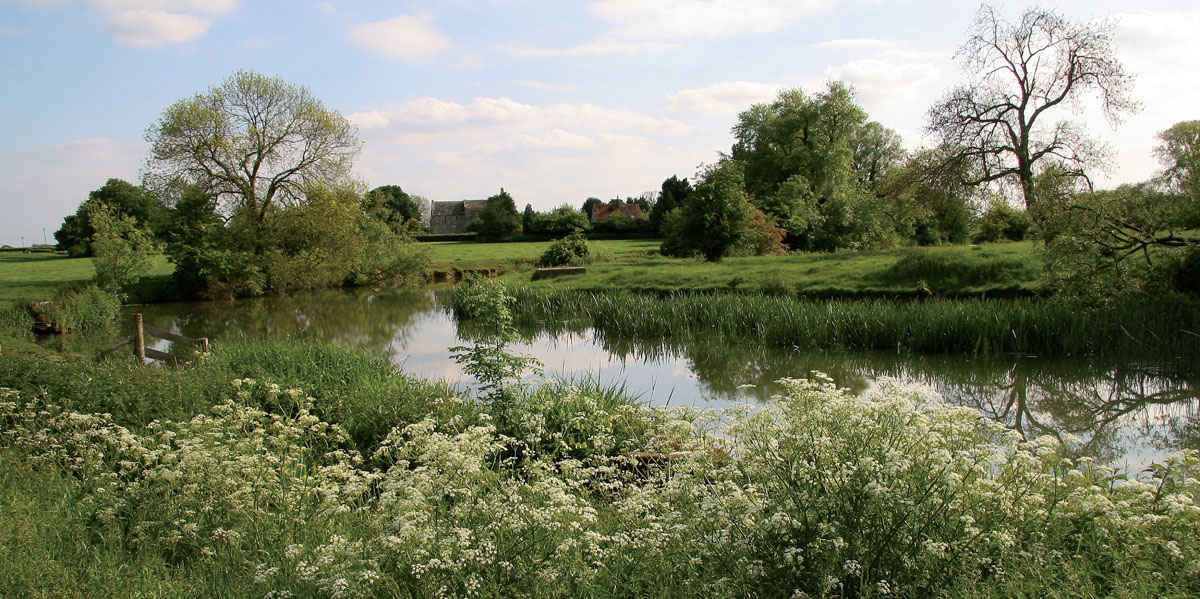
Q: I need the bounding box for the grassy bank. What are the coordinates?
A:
[0,252,174,304]
[502,286,1200,363]
[1,338,1197,598]
[505,241,1044,297]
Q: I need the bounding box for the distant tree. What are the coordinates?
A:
[538,204,590,236]
[363,185,420,232]
[1155,120,1200,208]
[523,203,537,233]
[927,5,1136,218]
[852,121,906,189]
[470,189,522,240]
[581,197,602,220]
[660,160,753,262]
[55,178,163,257]
[145,70,360,233]
[650,176,691,233]
[881,147,977,245]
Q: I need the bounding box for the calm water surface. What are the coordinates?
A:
[52,288,1197,475]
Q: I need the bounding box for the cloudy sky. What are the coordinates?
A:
[2,0,1198,246]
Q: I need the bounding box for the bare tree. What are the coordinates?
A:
[146,70,361,226]
[927,5,1137,215]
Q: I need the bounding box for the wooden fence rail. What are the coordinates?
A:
[97,313,210,364]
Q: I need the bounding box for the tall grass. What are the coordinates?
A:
[503,286,1200,362]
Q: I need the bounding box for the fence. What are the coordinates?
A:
[97,313,210,364]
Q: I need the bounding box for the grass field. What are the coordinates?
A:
[0,252,173,303]
[0,240,1042,304]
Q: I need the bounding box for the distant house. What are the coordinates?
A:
[429,199,488,234]
[591,203,644,222]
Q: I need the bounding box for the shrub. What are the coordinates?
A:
[537,231,591,267]
[90,203,157,298]
[973,202,1032,243]
[38,284,121,331]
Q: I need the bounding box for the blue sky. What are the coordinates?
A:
[2,0,1198,246]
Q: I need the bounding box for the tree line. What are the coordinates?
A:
[51,5,1199,302]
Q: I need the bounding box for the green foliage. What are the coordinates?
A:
[881,148,975,245]
[89,203,157,298]
[877,250,1039,291]
[1155,120,1200,204]
[160,183,428,299]
[537,231,591,267]
[729,208,788,256]
[37,284,121,331]
[650,175,691,233]
[449,277,542,404]
[146,70,360,227]
[54,179,165,257]
[506,286,1200,361]
[1043,184,1200,298]
[363,185,421,233]
[581,197,603,220]
[3,375,1198,597]
[525,204,591,237]
[660,160,753,261]
[732,82,902,250]
[469,189,523,241]
[973,202,1032,243]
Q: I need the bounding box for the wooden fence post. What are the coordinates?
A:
[134,313,146,365]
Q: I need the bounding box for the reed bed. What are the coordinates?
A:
[504,286,1200,362]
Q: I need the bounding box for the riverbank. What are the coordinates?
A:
[1,334,1197,598]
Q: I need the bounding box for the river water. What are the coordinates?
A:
[51,287,1197,476]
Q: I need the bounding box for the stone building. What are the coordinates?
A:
[429,199,488,233]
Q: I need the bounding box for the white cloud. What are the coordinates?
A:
[348,15,450,61]
[0,138,146,247]
[348,96,704,211]
[668,81,785,115]
[12,0,237,45]
[104,8,209,46]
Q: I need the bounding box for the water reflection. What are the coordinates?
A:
[45,288,1195,473]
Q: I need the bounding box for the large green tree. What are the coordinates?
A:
[363,185,421,232]
[927,5,1136,218]
[54,178,164,257]
[1155,120,1200,206]
[650,175,691,234]
[660,160,752,261]
[145,70,360,230]
[470,189,522,241]
[731,82,900,250]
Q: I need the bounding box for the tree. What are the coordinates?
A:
[469,189,522,241]
[660,160,753,261]
[1155,120,1200,206]
[731,82,898,249]
[581,197,602,221]
[90,203,157,297]
[522,203,537,233]
[146,70,360,229]
[927,5,1137,218]
[54,178,164,257]
[650,176,691,233]
[363,185,420,232]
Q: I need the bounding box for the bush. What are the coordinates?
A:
[37,284,121,332]
[876,251,1039,290]
[537,232,591,267]
[974,202,1032,243]
[90,203,157,298]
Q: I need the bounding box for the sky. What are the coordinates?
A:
[2,0,1198,246]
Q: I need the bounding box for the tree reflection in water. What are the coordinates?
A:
[73,289,1196,473]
